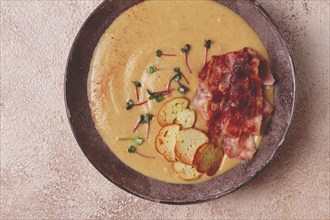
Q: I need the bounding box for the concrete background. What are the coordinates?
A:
[1,0,329,219]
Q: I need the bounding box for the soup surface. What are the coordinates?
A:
[88,0,274,184]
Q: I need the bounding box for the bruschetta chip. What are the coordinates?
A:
[173,161,201,181]
[155,124,181,162]
[193,142,223,176]
[175,128,209,165]
[157,97,190,127]
[174,109,196,128]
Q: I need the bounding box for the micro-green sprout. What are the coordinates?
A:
[203,39,212,66]
[178,85,189,94]
[127,145,155,159]
[148,66,157,74]
[147,89,169,102]
[204,39,212,49]
[174,73,182,82]
[126,99,148,110]
[117,136,144,146]
[134,113,154,138]
[173,67,189,84]
[155,94,165,103]
[131,81,141,87]
[181,44,191,53]
[140,113,154,124]
[156,49,176,57]
[131,81,142,100]
[128,145,137,153]
[181,44,193,73]
[174,67,181,73]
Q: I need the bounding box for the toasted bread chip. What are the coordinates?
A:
[193,142,223,176]
[173,161,201,181]
[157,97,189,127]
[155,124,181,162]
[175,128,209,165]
[175,109,196,128]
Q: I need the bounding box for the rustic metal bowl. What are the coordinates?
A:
[65,0,295,204]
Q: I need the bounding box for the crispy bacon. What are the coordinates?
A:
[259,60,275,85]
[223,136,241,158]
[242,75,263,135]
[194,64,212,121]
[263,100,274,117]
[237,134,256,160]
[194,48,274,160]
[223,134,256,160]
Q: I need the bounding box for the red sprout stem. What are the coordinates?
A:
[136,87,140,101]
[146,121,150,138]
[133,100,148,106]
[162,53,176,57]
[135,151,155,159]
[166,89,175,95]
[167,77,175,94]
[180,72,190,85]
[204,48,208,67]
[153,89,171,95]
[133,121,140,133]
[184,54,193,74]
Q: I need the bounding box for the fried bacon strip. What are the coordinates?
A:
[194,48,274,160]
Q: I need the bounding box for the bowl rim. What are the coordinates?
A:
[64,0,296,204]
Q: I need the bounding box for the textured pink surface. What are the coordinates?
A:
[0,0,329,219]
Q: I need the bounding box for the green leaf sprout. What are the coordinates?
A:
[128,145,137,153]
[117,136,144,146]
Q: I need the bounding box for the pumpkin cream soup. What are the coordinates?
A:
[88,0,274,184]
